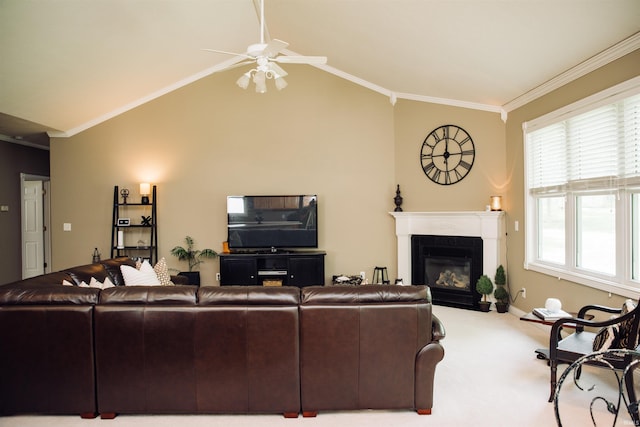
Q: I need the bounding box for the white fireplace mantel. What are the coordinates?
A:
[390,211,506,285]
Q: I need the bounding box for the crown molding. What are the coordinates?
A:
[48,56,245,139]
[310,54,503,115]
[50,33,638,138]
[395,92,503,114]
[0,134,50,151]
[503,32,640,113]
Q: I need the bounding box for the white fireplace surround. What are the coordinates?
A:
[390,211,506,286]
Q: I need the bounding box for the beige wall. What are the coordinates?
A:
[393,101,506,212]
[50,49,638,301]
[51,66,397,284]
[49,65,506,285]
[505,49,640,314]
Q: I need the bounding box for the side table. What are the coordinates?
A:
[520,311,594,360]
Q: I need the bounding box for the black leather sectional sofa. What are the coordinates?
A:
[0,257,445,419]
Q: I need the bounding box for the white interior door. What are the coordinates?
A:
[22,180,44,278]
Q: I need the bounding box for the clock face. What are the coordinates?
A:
[420,125,475,185]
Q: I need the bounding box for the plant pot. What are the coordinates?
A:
[478,301,491,312]
[495,302,509,313]
[178,271,200,286]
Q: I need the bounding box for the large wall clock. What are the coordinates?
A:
[420,124,475,185]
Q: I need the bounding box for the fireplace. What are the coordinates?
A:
[390,211,506,310]
[411,235,483,309]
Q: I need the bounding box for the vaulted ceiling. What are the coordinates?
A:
[1,0,639,148]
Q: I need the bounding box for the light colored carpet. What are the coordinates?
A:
[1,305,636,427]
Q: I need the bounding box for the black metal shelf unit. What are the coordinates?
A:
[110,185,158,264]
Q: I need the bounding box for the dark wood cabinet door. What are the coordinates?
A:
[220,257,258,285]
[288,256,324,287]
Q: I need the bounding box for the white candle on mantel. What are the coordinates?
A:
[117,231,124,248]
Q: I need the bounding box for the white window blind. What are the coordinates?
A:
[527,93,640,193]
[624,95,640,178]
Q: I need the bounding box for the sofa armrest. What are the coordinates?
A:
[432,314,446,342]
[415,341,445,414]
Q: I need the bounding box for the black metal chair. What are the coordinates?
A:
[553,349,640,426]
[548,300,640,404]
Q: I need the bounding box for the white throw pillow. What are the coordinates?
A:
[89,277,116,289]
[78,281,89,288]
[121,261,161,286]
[102,277,115,289]
[89,277,102,289]
[62,279,74,287]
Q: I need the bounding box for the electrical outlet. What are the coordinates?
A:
[216,273,221,281]
[521,287,526,299]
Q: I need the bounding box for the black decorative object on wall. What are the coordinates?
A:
[141,216,152,226]
[394,184,403,212]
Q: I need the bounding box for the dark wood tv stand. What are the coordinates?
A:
[219,251,325,287]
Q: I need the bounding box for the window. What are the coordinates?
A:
[524,77,640,297]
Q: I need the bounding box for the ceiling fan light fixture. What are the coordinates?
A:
[236,72,251,89]
[253,71,267,93]
[205,0,326,95]
[275,76,288,91]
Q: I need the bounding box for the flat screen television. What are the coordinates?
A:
[227,195,318,250]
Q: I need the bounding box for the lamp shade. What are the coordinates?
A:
[139,183,151,195]
[490,196,502,211]
[139,183,151,205]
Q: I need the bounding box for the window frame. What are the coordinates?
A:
[523,76,640,299]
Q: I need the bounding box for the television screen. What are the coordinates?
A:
[227,195,318,249]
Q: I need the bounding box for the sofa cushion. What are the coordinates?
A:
[63,262,110,286]
[101,257,136,286]
[198,286,300,305]
[301,284,430,304]
[99,285,197,305]
[0,285,100,305]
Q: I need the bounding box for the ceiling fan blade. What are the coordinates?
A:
[202,48,254,60]
[274,55,327,65]
[262,39,289,57]
[268,62,288,77]
[219,60,257,72]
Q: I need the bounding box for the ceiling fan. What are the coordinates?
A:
[203,0,327,92]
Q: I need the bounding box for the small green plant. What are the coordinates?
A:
[170,236,217,272]
[493,265,509,312]
[495,264,506,287]
[494,285,509,303]
[475,275,494,302]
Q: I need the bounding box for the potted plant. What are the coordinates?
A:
[494,264,509,313]
[475,274,493,312]
[170,236,217,285]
